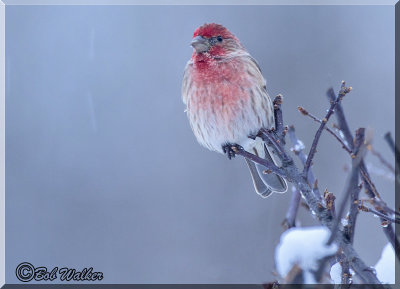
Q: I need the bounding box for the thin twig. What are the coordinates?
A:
[287,125,321,199]
[384,132,397,155]
[360,164,381,199]
[237,138,384,285]
[357,197,400,217]
[341,259,352,285]
[283,186,301,229]
[339,129,367,284]
[384,132,400,184]
[367,197,400,217]
[303,82,352,176]
[273,94,286,144]
[327,87,400,263]
[326,87,354,148]
[345,128,365,244]
[368,145,395,174]
[298,106,352,154]
[259,128,292,165]
[233,146,287,178]
[313,254,336,283]
[358,204,400,224]
[235,82,393,286]
[292,166,383,286]
[327,149,362,246]
[305,109,395,195]
[237,143,383,282]
[320,127,366,285]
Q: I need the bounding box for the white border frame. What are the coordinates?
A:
[0,1,396,287]
[1,0,398,5]
[0,0,5,287]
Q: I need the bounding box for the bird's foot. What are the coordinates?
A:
[248,133,257,140]
[222,143,243,160]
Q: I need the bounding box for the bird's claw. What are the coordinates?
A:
[222,143,243,160]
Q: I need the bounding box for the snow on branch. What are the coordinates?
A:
[374,243,395,284]
[233,82,397,286]
[275,226,337,284]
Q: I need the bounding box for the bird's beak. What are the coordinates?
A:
[191,36,210,53]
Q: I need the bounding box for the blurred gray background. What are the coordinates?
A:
[5,5,395,284]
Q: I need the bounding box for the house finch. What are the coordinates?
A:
[182,23,287,197]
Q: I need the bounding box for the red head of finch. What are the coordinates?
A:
[182,23,287,197]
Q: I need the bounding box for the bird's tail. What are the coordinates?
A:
[245,138,287,198]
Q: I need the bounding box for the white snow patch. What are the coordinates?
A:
[374,243,395,284]
[330,262,355,284]
[330,262,342,284]
[275,226,338,284]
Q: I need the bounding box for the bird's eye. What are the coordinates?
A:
[217,36,223,42]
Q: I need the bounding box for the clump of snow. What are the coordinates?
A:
[330,262,355,284]
[275,226,338,283]
[341,218,349,226]
[330,262,342,284]
[374,243,395,284]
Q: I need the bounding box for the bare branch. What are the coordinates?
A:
[345,128,366,244]
[366,197,400,217]
[259,128,292,166]
[273,94,286,144]
[326,87,354,148]
[358,204,400,224]
[303,82,352,176]
[298,106,352,154]
[232,146,287,178]
[236,82,396,285]
[236,139,383,284]
[282,186,301,229]
[341,259,352,285]
[384,132,400,184]
[287,125,321,199]
[384,132,396,156]
[368,145,395,174]
[237,138,384,284]
[326,145,362,246]
[326,86,400,262]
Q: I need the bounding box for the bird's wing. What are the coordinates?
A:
[182,60,194,105]
[222,51,267,91]
[241,54,267,91]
